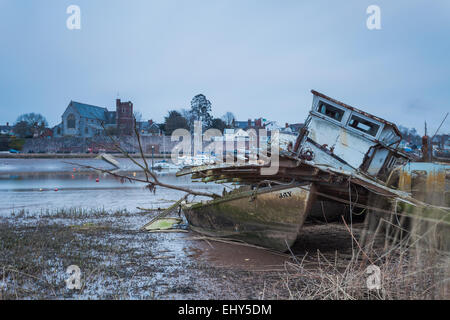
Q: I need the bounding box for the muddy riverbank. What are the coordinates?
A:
[1,208,447,300]
[0,153,167,159]
[0,208,287,299]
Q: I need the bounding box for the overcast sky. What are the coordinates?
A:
[1,0,449,134]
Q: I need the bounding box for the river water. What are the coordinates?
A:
[0,158,222,216]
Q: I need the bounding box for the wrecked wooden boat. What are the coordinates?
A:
[182,182,316,251]
[178,90,414,227]
[176,90,450,251]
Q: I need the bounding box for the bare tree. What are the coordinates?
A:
[133,111,143,123]
[222,112,235,127]
[14,113,48,138]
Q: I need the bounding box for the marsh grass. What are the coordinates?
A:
[269,246,449,300]
[266,205,450,300]
[0,207,212,300]
[0,221,115,299]
[0,208,156,300]
[9,207,138,220]
[1,205,448,300]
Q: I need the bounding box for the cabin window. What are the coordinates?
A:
[67,114,76,129]
[386,156,397,169]
[317,101,344,122]
[348,115,380,137]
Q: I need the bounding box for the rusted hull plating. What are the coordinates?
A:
[183,183,316,252]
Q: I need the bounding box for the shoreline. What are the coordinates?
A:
[0,153,167,159]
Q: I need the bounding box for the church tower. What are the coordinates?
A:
[116,99,133,135]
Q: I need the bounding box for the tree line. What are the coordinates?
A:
[10,113,49,138]
[161,94,235,135]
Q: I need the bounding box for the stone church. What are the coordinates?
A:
[54,99,134,137]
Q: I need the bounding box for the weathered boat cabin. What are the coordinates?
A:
[294,90,409,182]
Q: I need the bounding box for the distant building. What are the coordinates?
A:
[264,121,280,132]
[54,99,133,137]
[258,121,304,134]
[233,118,266,130]
[138,120,162,136]
[221,128,249,141]
[220,118,269,143]
[0,123,13,136]
[40,128,53,138]
[52,123,63,137]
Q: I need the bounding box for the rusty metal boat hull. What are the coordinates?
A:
[182,183,316,252]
